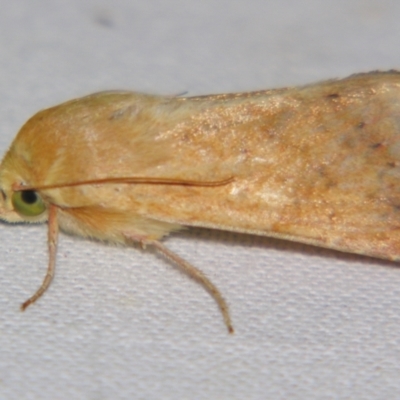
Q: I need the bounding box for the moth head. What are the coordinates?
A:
[0,150,48,223]
[0,185,48,224]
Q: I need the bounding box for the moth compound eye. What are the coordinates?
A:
[12,190,46,217]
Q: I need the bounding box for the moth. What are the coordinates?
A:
[1,71,399,333]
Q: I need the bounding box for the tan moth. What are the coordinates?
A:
[1,71,399,333]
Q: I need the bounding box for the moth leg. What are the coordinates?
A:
[21,204,59,311]
[148,239,234,334]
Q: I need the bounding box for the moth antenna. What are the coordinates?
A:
[148,239,234,334]
[13,176,234,192]
[20,204,59,310]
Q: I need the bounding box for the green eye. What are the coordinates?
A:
[12,190,46,217]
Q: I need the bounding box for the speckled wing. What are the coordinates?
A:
[137,72,400,261]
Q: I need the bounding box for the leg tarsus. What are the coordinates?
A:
[148,239,234,334]
[21,204,59,311]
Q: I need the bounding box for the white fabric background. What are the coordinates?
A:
[0,1,400,399]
